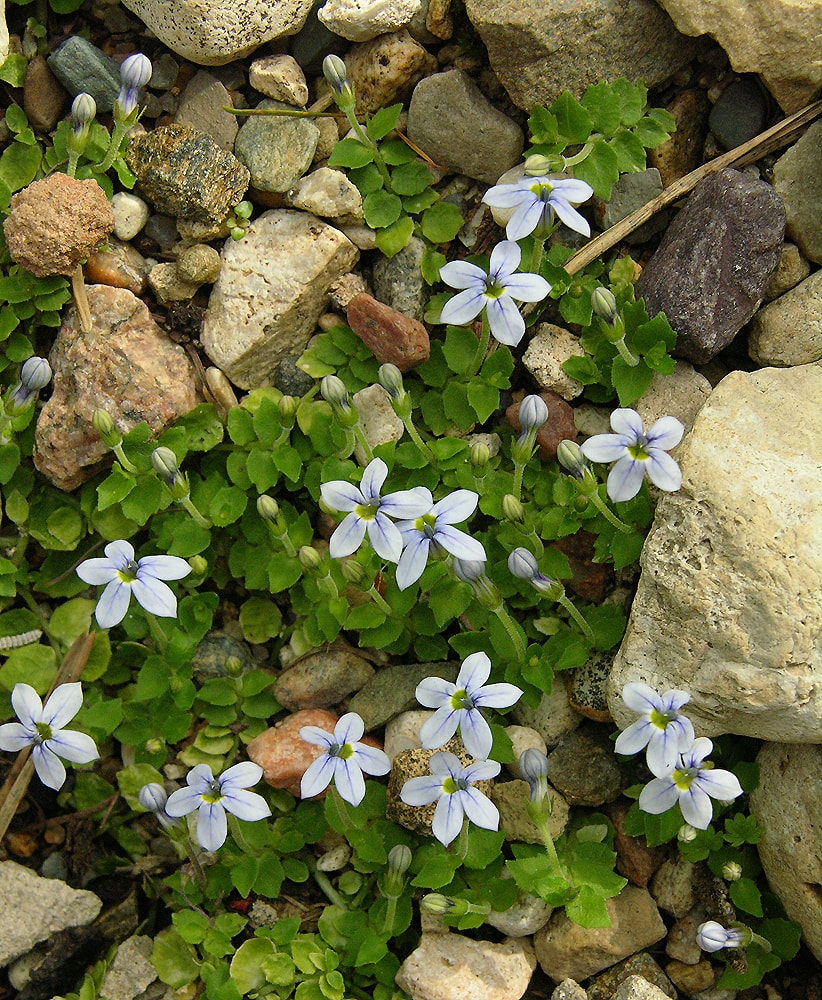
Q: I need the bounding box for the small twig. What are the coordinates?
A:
[0,632,96,843]
[563,98,822,276]
[44,792,119,828]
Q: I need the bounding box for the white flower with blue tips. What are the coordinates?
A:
[396,490,486,591]
[300,712,391,807]
[614,682,695,773]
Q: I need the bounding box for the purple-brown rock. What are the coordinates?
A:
[506,392,577,461]
[635,167,785,365]
[346,292,430,371]
[34,285,200,490]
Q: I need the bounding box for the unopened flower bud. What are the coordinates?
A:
[519,747,550,799]
[7,356,52,414]
[451,558,486,583]
[278,395,298,423]
[321,374,350,410]
[508,547,564,601]
[120,52,152,90]
[556,439,589,480]
[340,558,366,585]
[591,287,618,325]
[518,394,549,434]
[151,446,181,484]
[93,408,121,447]
[188,555,208,577]
[298,545,322,573]
[257,495,280,523]
[420,893,460,915]
[138,782,168,813]
[502,494,525,525]
[388,844,412,876]
[696,921,750,953]
[144,738,164,754]
[378,363,404,401]
[677,823,698,843]
[322,54,348,92]
[524,153,565,175]
[721,861,743,882]
[470,442,490,474]
[71,92,96,126]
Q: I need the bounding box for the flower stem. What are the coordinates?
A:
[311,863,350,910]
[469,313,491,376]
[491,603,527,661]
[96,121,131,174]
[402,415,435,463]
[512,461,526,502]
[180,495,212,529]
[228,813,258,855]
[614,337,640,367]
[144,612,169,653]
[112,442,138,474]
[558,595,595,644]
[588,490,632,533]
[181,835,208,890]
[382,895,399,936]
[534,815,564,879]
[529,236,547,276]
[353,424,374,463]
[369,586,392,615]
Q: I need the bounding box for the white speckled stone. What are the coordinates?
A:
[249,54,308,106]
[111,192,150,241]
[318,0,421,41]
[118,0,314,66]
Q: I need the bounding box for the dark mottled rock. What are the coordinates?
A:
[23,55,66,133]
[47,36,121,112]
[346,292,430,371]
[125,124,249,224]
[348,661,459,731]
[606,800,666,888]
[635,168,785,364]
[708,77,769,150]
[192,632,257,680]
[274,648,375,711]
[592,169,668,245]
[587,953,676,1000]
[552,529,613,604]
[546,722,625,807]
[566,651,613,722]
[372,236,429,320]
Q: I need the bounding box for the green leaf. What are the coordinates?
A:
[367,104,402,141]
[420,201,464,243]
[230,938,275,995]
[729,876,763,917]
[442,381,477,430]
[380,138,417,165]
[363,189,403,229]
[97,467,137,511]
[152,929,201,988]
[565,884,612,927]
[551,91,593,144]
[632,114,673,148]
[466,380,499,423]
[573,139,620,200]
[528,105,559,145]
[442,325,479,375]
[0,644,56,694]
[612,356,654,407]
[208,486,247,527]
[0,54,27,88]
[420,247,447,285]
[240,597,282,643]
[723,813,761,847]
[349,162,384,196]
[0,141,42,196]
[412,851,460,889]
[401,188,438,213]
[480,346,514,387]
[612,79,647,127]
[581,82,623,136]
[374,215,414,257]
[345,603,386,629]
[246,448,279,492]
[609,128,648,174]
[328,138,374,169]
[390,160,433,196]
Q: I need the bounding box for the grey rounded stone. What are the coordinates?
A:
[708,77,768,150]
[234,100,319,193]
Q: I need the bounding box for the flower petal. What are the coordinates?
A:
[694,768,742,803]
[320,480,364,512]
[458,711,493,760]
[400,774,444,807]
[682,737,714,769]
[196,801,228,850]
[10,683,42,730]
[419,707,460,750]
[462,758,501,783]
[335,713,365,745]
[482,184,531,209]
[130,576,178,618]
[485,295,525,347]
[678,785,714,829]
[0,722,32,751]
[395,534,429,591]
[429,751,463,777]
[299,726,335,750]
[329,511,368,558]
[551,178,594,202]
[580,433,628,464]
[351,743,391,777]
[222,788,271,822]
[366,512,403,562]
[457,652,491,692]
[645,450,682,492]
[137,555,191,582]
[430,490,479,524]
[473,682,522,709]
[638,776,680,815]
[359,457,388,501]
[102,539,135,569]
[489,241,522,279]
[95,579,132,628]
[621,682,662,713]
[550,196,591,237]
[47,729,98,764]
[501,271,552,303]
[647,415,684,450]
[333,758,366,806]
[460,786,499,831]
[165,785,206,817]
[41,683,83,731]
[380,487,433,519]
[300,753,337,799]
[415,676,455,708]
[506,199,546,241]
[607,457,645,502]
[433,524,486,562]
[432,792,464,847]
[609,408,644,439]
[32,744,67,790]
[219,761,264,790]
[439,288,486,327]
[614,718,655,757]
[75,557,120,586]
[439,259,486,290]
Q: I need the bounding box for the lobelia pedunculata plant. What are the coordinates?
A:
[0,35,796,1000]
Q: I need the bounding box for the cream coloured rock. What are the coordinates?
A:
[748,269,822,367]
[396,933,536,1000]
[318,0,421,41]
[249,54,308,105]
[118,0,313,65]
[522,324,585,401]
[633,361,712,439]
[352,383,404,463]
[750,743,822,962]
[608,364,822,741]
[288,167,363,221]
[655,0,822,112]
[201,210,359,389]
[534,886,666,982]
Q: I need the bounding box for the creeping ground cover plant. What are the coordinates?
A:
[0,37,803,1000]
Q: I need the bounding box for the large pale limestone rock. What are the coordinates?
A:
[118,0,313,65]
[608,364,822,741]
[655,0,822,113]
[200,210,359,389]
[749,743,822,962]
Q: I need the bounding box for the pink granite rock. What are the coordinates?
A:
[34,285,200,490]
[346,292,430,371]
[506,392,577,461]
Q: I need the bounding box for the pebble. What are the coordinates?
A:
[47,35,121,111]
[396,933,536,1000]
[23,54,65,133]
[142,213,179,251]
[553,529,612,603]
[613,976,673,1000]
[408,0,453,43]
[551,982,588,1000]
[313,114,341,162]
[288,166,363,220]
[464,0,701,112]
[175,71,239,153]
[99,936,158,1000]
[511,681,583,747]
[708,76,768,149]
[534,886,666,983]
[149,53,180,90]
[348,661,459,731]
[118,0,315,66]
[608,364,822,742]
[566,652,613,723]
[125,124,250,225]
[346,29,437,115]
[318,0,421,42]
[4,173,114,278]
[177,244,222,284]
[111,192,150,241]
[546,723,626,807]
[491,778,570,845]
[485,880,554,937]
[273,647,375,710]
[372,236,429,319]
[607,801,666,889]
[383,709,432,759]
[271,356,316,397]
[633,361,712,439]
[249,54,309,105]
[346,292,431,371]
[764,242,811,302]
[235,99,319,193]
[748,268,822,366]
[200,209,359,390]
[663,960,715,997]
[352,383,405,462]
[592,169,667,245]
[505,393,577,461]
[192,631,256,680]
[84,237,150,295]
[772,118,822,264]
[648,855,697,919]
[588,955,675,1000]
[663,905,706,964]
[0,860,102,967]
[648,89,710,186]
[329,272,371,310]
[522,324,586,401]
[407,68,524,185]
[148,262,201,303]
[33,285,200,490]
[635,167,785,364]
[504,725,548,779]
